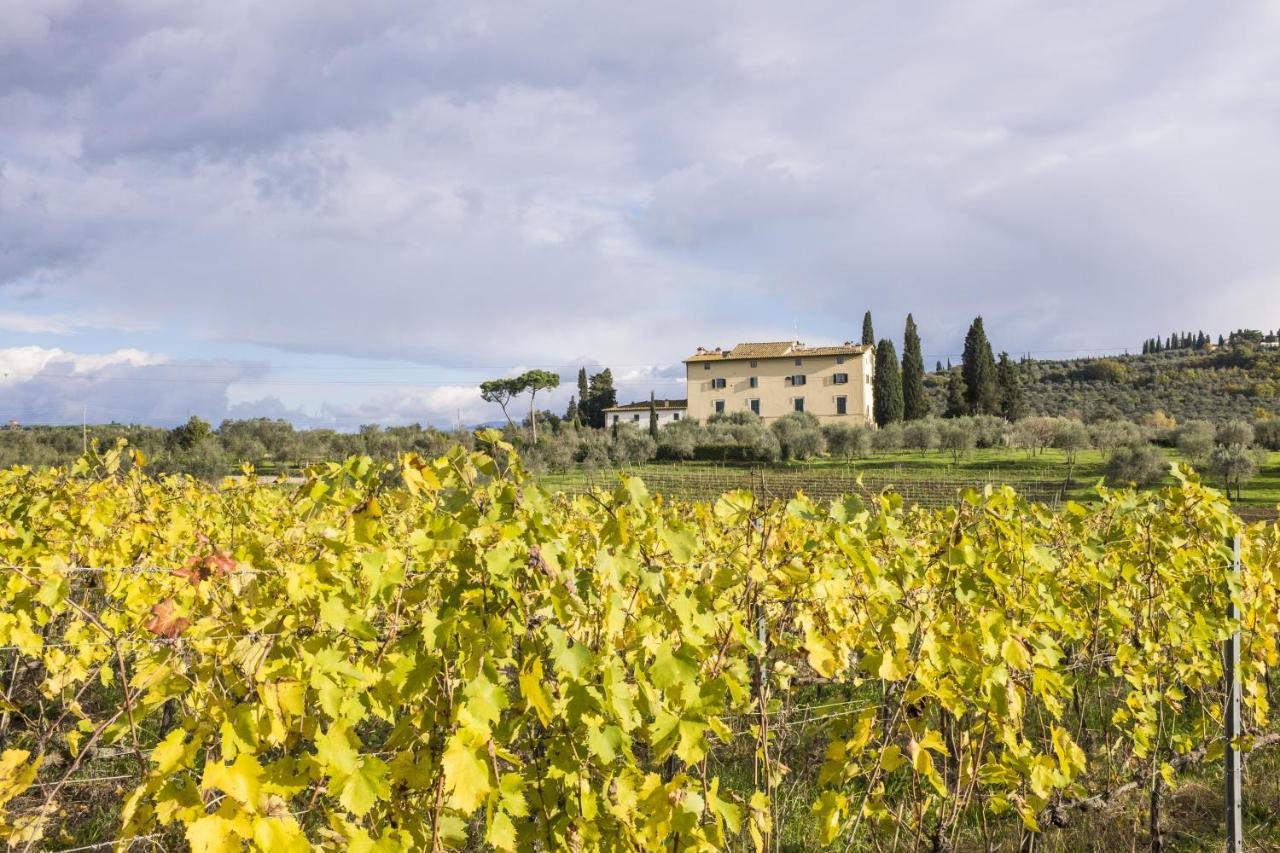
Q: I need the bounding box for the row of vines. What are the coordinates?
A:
[1,433,1279,850]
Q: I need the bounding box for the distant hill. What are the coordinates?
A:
[925,346,1280,422]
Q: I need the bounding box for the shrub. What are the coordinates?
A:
[1075,359,1128,382]
[524,433,575,472]
[707,410,761,428]
[771,412,826,461]
[1141,410,1178,443]
[656,419,703,461]
[1105,443,1167,487]
[159,437,231,482]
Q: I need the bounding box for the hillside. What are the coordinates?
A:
[925,345,1280,422]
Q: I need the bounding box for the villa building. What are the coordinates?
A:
[684,341,874,424]
[603,398,687,427]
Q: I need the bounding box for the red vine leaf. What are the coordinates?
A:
[173,551,238,585]
[146,598,190,638]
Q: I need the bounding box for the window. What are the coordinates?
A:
[794,358,803,366]
[673,413,680,421]
[749,398,760,415]
[786,374,806,386]
[836,355,845,364]
[712,377,726,389]
[833,373,849,384]
[612,415,619,425]
[793,398,805,412]
[749,376,758,388]
[714,400,725,414]
[704,363,710,370]
[750,360,758,368]
[633,414,640,422]
[836,396,847,415]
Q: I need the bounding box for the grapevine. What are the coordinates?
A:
[0,434,1276,850]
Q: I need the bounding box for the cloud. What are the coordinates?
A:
[1,0,1279,391]
[0,346,268,426]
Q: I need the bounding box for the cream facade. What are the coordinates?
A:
[604,399,687,427]
[684,341,875,425]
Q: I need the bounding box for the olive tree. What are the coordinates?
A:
[938,421,976,465]
[611,424,657,466]
[822,423,860,461]
[1090,419,1144,451]
[771,411,826,461]
[902,419,941,451]
[1011,417,1058,456]
[871,423,903,453]
[1217,420,1255,448]
[1105,443,1167,487]
[1175,420,1215,463]
[1208,443,1261,500]
[1254,419,1280,451]
[1051,419,1091,484]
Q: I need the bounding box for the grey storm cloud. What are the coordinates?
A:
[2,0,1280,379]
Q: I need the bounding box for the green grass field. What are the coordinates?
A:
[538,448,1280,509]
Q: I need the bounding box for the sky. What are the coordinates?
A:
[2,1,1279,429]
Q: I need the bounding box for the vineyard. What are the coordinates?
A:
[1,433,1279,851]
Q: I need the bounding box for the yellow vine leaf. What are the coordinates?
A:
[441,731,492,813]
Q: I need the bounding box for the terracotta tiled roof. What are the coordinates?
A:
[603,398,688,413]
[684,341,868,363]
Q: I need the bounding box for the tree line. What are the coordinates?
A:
[867,312,1024,428]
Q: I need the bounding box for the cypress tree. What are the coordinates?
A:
[565,396,579,425]
[873,339,904,426]
[961,317,998,415]
[861,311,875,347]
[936,361,944,374]
[648,392,658,440]
[901,314,929,420]
[944,369,967,418]
[576,368,590,427]
[996,352,1023,421]
[585,369,616,429]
